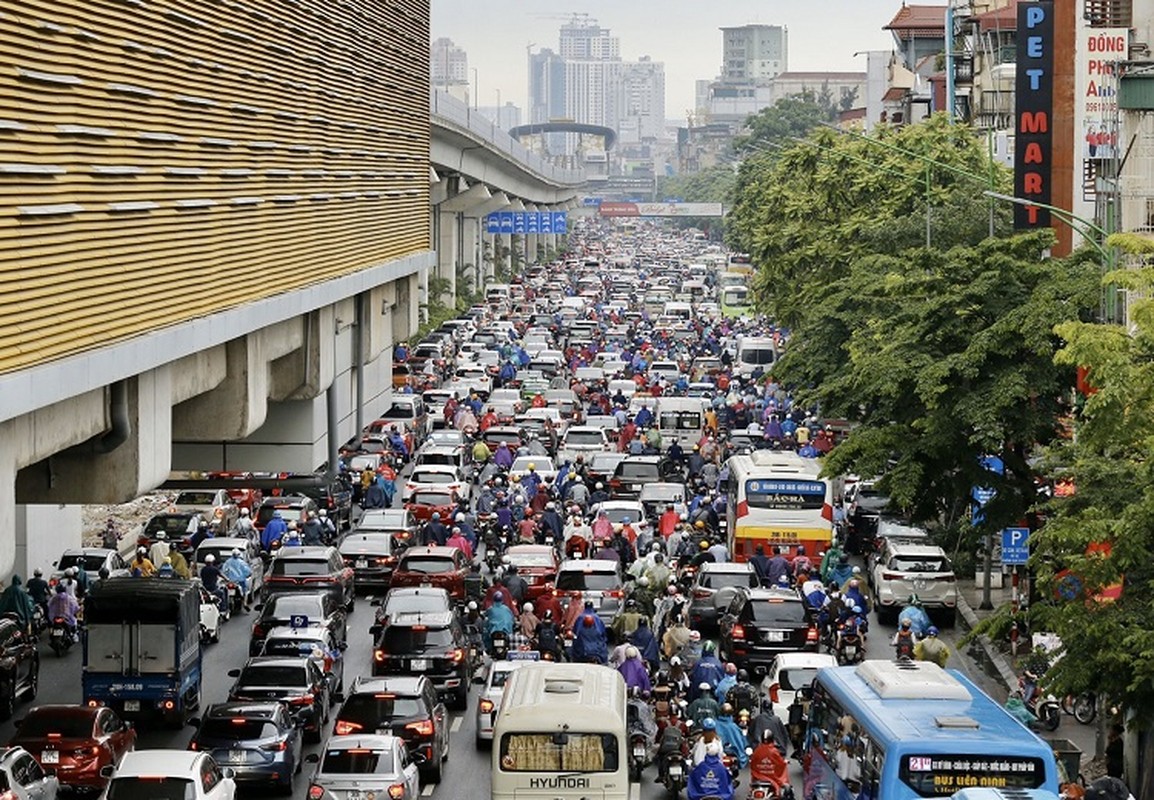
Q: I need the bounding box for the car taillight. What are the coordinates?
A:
[731,624,745,640]
[188,741,198,750]
[449,647,465,663]
[479,699,494,713]
[334,720,362,736]
[768,682,780,703]
[308,785,325,800]
[374,650,385,662]
[406,720,435,736]
[806,626,820,643]
[882,572,901,581]
[251,624,265,638]
[693,589,711,599]
[605,589,623,598]
[287,695,314,706]
[261,740,288,752]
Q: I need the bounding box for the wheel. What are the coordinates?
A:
[51,640,65,657]
[210,627,220,644]
[1073,694,1097,725]
[24,660,38,700]
[1041,704,1061,731]
[878,605,896,625]
[424,758,443,784]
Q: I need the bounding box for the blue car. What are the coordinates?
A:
[188,702,303,793]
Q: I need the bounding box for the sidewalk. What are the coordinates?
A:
[955,575,1102,777]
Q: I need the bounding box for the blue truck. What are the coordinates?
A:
[82,577,202,727]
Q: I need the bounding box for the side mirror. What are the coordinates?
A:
[409,752,428,766]
[295,708,315,725]
[100,765,116,779]
[227,669,241,678]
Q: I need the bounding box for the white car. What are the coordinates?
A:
[305,734,421,800]
[402,465,470,503]
[103,750,235,800]
[760,652,838,729]
[0,746,59,800]
[509,455,557,485]
[558,426,610,463]
[647,360,683,384]
[475,658,535,746]
[590,500,651,540]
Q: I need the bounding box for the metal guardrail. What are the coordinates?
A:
[429,90,585,187]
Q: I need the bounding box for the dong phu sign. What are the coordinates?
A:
[1014,1,1054,229]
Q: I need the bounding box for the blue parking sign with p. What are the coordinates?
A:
[1001,527,1030,565]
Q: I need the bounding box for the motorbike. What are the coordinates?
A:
[748,780,794,800]
[1062,692,1097,725]
[894,636,915,661]
[48,617,75,657]
[787,686,812,756]
[629,730,649,782]
[662,752,690,797]
[1019,677,1061,731]
[30,605,46,640]
[491,629,510,661]
[225,581,245,616]
[836,631,864,666]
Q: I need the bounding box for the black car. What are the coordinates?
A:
[333,676,449,784]
[338,533,396,592]
[250,592,348,656]
[227,657,331,743]
[369,586,453,638]
[609,455,682,498]
[287,475,353,532]
[0,618,38,718]
[847,484,892,554]
[718,587,819,676]
[262,546,355,612]
[187,702,303,792]
[371,610,471,710]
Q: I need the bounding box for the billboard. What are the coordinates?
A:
[1072,24,1125,233]
[1013,0,1055,229]
[597,202,724,218]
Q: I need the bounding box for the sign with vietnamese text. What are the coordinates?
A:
[597,202,724,218]
[1001,527,1030,565]
[1014,1,1055,229]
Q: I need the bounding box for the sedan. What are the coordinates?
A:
[0,746,59,800]
[227,658,331,743]
[305,734,421,800]
[102,750,234,800]
[187,702,302,794]
[50,548,129,586]
[338,533,398,592]
[401,466,470,503]
[9,705,135,792]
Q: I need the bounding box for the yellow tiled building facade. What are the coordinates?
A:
[0,0,431,373]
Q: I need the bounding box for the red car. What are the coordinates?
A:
[404,488,459,524]
[9,705,136,791]
[504,544,561,602]
[389,546,469,602]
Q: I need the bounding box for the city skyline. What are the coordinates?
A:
[430,0,906,121]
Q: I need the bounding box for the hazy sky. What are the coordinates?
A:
[431,0,918,121]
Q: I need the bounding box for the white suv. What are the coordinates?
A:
[871,539,958,626]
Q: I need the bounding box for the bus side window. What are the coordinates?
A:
[861,737,885,800]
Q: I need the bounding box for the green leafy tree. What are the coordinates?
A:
[1028,233,1154,725]
[733,96,834,154]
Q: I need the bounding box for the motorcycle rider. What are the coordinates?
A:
[47,584,80,642]
[534,609,562,660]
[619,645,652,694]
[221,549,253,611]
[714,703,750,768]
[483,590,515,654]
[749,728,791,796]
[571,612,608,664]
[149,531,170,569]
[168,542,191,579]
[688,738,735,800]
[318,509,338,542]
[200,554,228,613]
[261,510,288,552]
[892,618,919,659]
[233,506,256,542]
[690,641,725,699]
[726,669,760,717]
[915,626,950,667]
[687,683,720,726]
[25,569,50,618]
[129,547,156,577]
[750,698,790,755]
[1021,645,1051,705]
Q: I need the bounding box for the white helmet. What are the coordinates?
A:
[231,549,242,558]
[205,554,216,563]
[522,602,534,613]
[239,507,250,516]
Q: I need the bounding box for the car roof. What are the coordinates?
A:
[61,548,114,556]
[401,546,457,557]
[264,626,331,641]
[886,542,948,556]
[241,656,314,669]
[746,587,804,602]
[196,537,250,548]
[386,586,450,599]
[273,546,335,560]
[115,750,204,777]
[389,610,454,628]
[772,652,838,670]
[621,455,662,464]
[558,559,618,573]
[702,561,755,573]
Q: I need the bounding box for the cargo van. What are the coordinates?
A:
[735,335,777,377]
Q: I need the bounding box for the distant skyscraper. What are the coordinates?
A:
[431,37,468,88]
[528,47,567,124]
[558,16,619,61]
[619,57,666,142]
[719,24,788,84]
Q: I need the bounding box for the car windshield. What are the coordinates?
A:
[890,556,951,573]
[18,712,94,738]
[175,491,218,506]
[383,626,454,651]
[321,747,392,774]
[338,694,422,726]
[410,470,455,484]
[411,492,453,507]
[267,596,324,618]
[779,667,820,692]
[200,718,280,740]
[144,516,193,537]
[555,571,619,592]
[617,463,658,480]
[740,347,775,365]
[750,600,807,624]
[271,559,330,577]
[258,506,304,524]
[598,507,639,525]
[703,572,757,590]
[107,778,195,800]
[659,411,701,430]
[237,665,308,687]
[340,537,392,556]
[381,404,415,419]
[399,557,455,575]
[384,594,449,616]
[56,554,108,572]
[565,431,604,446]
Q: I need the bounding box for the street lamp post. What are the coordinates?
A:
[471,68,478,110]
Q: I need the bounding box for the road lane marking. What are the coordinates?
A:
[451,715,463,733]
[422,782,435,796]
[630,781,640,800]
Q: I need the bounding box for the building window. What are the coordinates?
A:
[1085,0,1132,27]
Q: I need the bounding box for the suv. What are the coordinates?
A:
[369,586,453,638]
[289,476,353,531]
[388,546,469,602]
[263,546,355,611]
[333,676,448,784]
[249,592,347,656]
[254,496,319,533]
[102,750,232,800]
[686,562,761,632]
[0,620,38,719]
[227,656,332,743]
[871,539,958,626]
[338,533,397,592]
[555,559,623,627]
[371,610,471,710]
[609,455,666,499]
[718,588,818,675]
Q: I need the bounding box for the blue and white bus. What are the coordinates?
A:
[803,660,1060,800]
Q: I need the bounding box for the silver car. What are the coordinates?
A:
[0,746,59,800]
[306,734,421,800]
[474,659,534,747]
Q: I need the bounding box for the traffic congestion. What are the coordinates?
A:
[0,218,1084,800]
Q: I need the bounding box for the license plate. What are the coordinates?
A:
[356,559,368,569]
[51,628,63,636]
[230,750,246,763]
[669,764,683,777]
[41,751,59,764]
[123,700,140,712]
[411,658,428,671]
[346,792,362,800]
[764,630,786,642]
[633,745,646,757]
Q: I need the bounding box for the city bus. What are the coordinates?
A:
[727,252,754,273]
[717,270,748,290]
[491,663,628,800]
[721,285,752,318]
[725,449,833,561]
[803,660,1060,800]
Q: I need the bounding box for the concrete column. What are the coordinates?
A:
[460,214,480,298]
[15,505,82,578]
[438,183,493,304]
